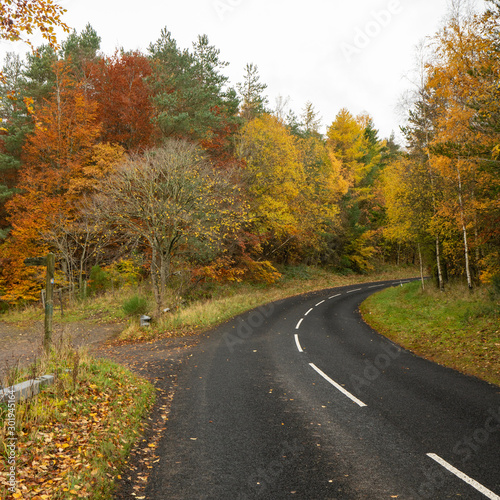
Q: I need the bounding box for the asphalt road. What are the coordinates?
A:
[145,280,500,500]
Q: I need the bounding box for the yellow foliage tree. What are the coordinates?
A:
[425,7,500,286]
[238,114,306,256]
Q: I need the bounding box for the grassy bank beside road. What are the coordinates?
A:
[0,347,155,499]
[360,281,500,386]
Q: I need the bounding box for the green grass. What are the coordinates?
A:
[360,281,500,386]
[0,345,155,499]
[122,294,149,316]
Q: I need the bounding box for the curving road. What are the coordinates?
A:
[146,280,500,499]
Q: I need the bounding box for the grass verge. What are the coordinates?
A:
[360,280,500,386]
[117,265,419,342]
[0,344,155,498]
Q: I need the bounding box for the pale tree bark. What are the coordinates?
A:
[456,163,473,289]
[417,242,425,290]
[435,234,444,291]
[425,153,444,291]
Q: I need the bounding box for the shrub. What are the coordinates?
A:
[88,265,110,295]
[122,294,148,316]
[0,300,8,314]
[242,258,281,284]
[104,258,143,289]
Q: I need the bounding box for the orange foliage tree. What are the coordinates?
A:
[0,60,102,302]
[425,7,500,285]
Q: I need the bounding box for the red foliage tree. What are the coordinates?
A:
[86,52,155,152]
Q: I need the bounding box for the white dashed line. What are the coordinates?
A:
[426,454,500,500]
[315,300,325,307]
[346,288,362,293]
[295,318,304,330]
[328,293,341,299]
[294,334,303,352]
[368,284,384,289]
[309,363,367,407]
[304,308,314,316]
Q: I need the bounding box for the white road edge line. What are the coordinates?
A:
[309,363,367,408]
[328,293,341,299]
[304,308,314,316]
[426,453,500,500]
[295,318,304,330]
[315,300,325,307]
[294,334,303,353]
[346,288,362,293]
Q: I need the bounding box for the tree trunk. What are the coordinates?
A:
[159,248,169,315]
[418,242,425,291]
[456,165,473,290]
[436,235,444,291]
[151,244,161,314]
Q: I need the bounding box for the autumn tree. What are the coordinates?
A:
[327,109,368,184]
[296,133,349,263]
[424,6,500,286]
[239,106,353,265]
[326,109,382,272]
[41,143,128,291]
[238,115,303,236]
[0,60,102,301]
[87,51,155,151]
[0,0,69,52]
[93,139,245,313]
[0,0,69,87]
[382,157,435,288]
[400,44,447,289]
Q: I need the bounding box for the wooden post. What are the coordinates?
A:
[24,253,55,353]
[44,253,55,353]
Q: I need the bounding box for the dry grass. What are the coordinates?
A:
[117,265,420,342]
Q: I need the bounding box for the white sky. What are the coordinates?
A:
[1,0,488,143]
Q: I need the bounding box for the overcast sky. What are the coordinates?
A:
[1,0,488,142]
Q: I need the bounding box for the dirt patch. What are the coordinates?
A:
[0,320,124,379]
